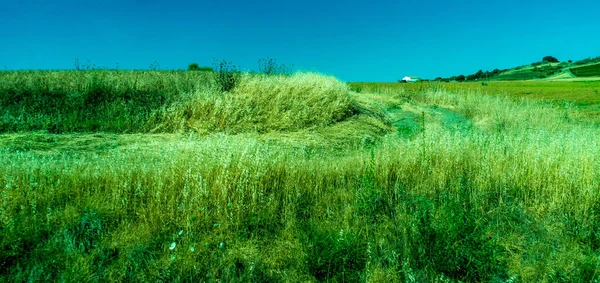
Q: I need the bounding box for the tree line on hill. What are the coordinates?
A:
[434,68,507,82]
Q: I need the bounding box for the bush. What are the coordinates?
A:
[456,75,465,82]
[213,59,241,92]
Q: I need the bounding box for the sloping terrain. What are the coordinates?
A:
[436,56,600,82]
[571,62,600,77]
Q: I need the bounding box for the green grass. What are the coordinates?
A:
[571,63,600,77]
[0,71,357,135]
[160,72,356,134]
[0,70,210,132]
[350,80,600,122]
[2,71,600,281]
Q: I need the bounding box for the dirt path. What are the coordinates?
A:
[385,103,473,138]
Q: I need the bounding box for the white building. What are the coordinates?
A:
[402,76,421,82]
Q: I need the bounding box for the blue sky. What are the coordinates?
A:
[1,0,599,81]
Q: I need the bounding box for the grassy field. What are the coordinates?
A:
[571,63,600,77]
[350,80,600,122]
[2,71,600,282]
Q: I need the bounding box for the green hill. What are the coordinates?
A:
[437,56,600,82]
[570,62,600,77]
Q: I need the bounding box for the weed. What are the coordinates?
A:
[213,59,240,92]
[257,57,293,76]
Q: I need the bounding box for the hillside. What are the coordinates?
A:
[570,62,600,77]
[436,56,600,82]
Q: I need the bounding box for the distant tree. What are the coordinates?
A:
[456,75,465,82]
[469,70,485,80]
[434,77,443,81]
[542,56,559,63]
[188,63,200,71]
[188,63,213,72]
[568,60,573,63]
[492,69,501,75]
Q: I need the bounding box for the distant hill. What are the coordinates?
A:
[435,56,600,82]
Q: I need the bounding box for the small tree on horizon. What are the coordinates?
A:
[542,56,559,63]
[188,63,213,72]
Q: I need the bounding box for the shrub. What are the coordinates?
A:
[213,59,241,92]
[456,75,465,82]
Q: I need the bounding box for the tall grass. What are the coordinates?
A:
[158,73,355,133]
[0,71,356,135]
[1,73,600,281]
[0,70,213,133]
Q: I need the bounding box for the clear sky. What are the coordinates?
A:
[1,0,599,81]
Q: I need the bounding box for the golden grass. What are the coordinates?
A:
[156,72,356,134]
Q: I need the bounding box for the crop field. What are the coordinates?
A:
[1,71,600,282]
[571,63,600,77]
